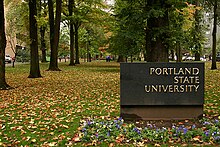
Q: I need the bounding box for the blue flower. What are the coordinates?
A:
[204,130,210,136]
[192,124,196,129]
[107,131,110,136]
[133,127,141,134]
[95,133,99,138]
[183,128,188,134]
[116,124,120,129]
[118,117,122,121]
[213,136,220,141]
[214,119,219,124]
[87,120,92,125]
[148,124,153,128]
[82,128,86,132]
[203,121,211,126]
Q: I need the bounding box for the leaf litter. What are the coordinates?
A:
[0,62,219,146]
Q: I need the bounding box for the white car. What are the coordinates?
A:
[5,54,12,63]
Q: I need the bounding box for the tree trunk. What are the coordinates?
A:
[48,0,61,71]
[28,0,42,78]
[117,55,125,62]
[195,52,200,61]
[74,25,80,64]
[146,1,169,62]
[176,42,182,62]
[69,0,75,66]
[40,26,47,62]
[0,0,10,89]
[171,49,175,61]
[211,0,217,70]
[194,0,201,62]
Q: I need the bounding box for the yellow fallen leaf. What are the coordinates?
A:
[48,142,57,146]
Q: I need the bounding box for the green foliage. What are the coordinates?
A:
[109,0,144,57]
[6,1,29,45]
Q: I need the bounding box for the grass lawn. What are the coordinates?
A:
[0,61,219,146]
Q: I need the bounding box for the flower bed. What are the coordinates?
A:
[71,117,220,146]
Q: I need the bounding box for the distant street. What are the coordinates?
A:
[5,62,29,67]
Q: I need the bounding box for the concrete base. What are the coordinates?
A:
[120,105,203,120]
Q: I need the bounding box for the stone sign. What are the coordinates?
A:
[120,62,204,120]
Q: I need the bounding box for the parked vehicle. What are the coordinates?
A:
[5,54,12,63]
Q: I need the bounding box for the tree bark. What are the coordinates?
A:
[194,0,201,61]
[146,0,169,62]
[40,26,47,62]
[28,0,42,78]
[0,0,10,89]
[211,0,217,70]
[176,42,182,62]
[117,55,125,62]
[48,0,62,71]
[74,24,80,64]
[69,0,75,66]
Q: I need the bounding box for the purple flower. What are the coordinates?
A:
[213,136,220,141]
[107,131,110,136]
[212,132,217,136]
[203,121,211,126]
[183,128,188,134]
[118,117,122,121]
[148,124,153,128]
[133,127,141,134]
[95,133,99,138]
[214,119,219,124]
[204,130,210,136]
[87,120,92,125]
[116,124,120,129]
[82,128,86,132]
[192,124,196,129]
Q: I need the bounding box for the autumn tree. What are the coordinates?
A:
[62,0,108,64]
[0,0,10,89]
[111,0,170,62]
[28,0,42,78]
[47,0,62,71]
[5,1,29,63]
[206,0,219,70]
[68,0,75,66]
[39,0,48,63]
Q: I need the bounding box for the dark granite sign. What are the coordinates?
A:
[120,62,204,120]
[120,63,204,106]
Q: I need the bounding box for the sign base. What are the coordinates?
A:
[120,105,203,120]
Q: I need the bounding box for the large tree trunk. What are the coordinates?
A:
[194,0,201,61]
[48,0,62,71]
[39,0,47,63]
[40,26,47,62]
[28,0,42,78]
[0,0,10,89]
[69,0,75,66]
[146,0,169,62]
[74,24,80,64]
[211,0,217,70]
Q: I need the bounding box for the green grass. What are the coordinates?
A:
[0,61,219,146]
